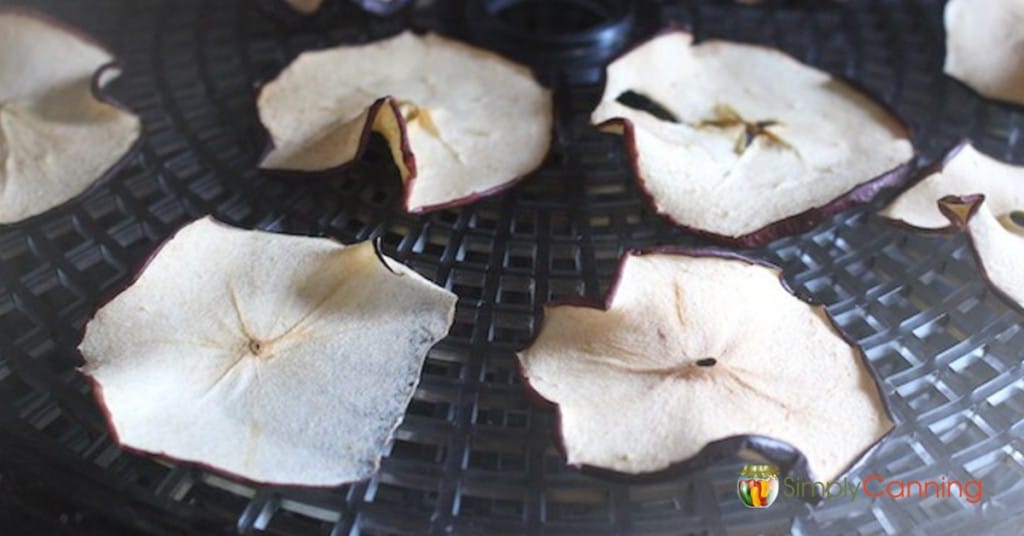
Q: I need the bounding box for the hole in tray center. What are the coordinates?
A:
[495,0,611,35]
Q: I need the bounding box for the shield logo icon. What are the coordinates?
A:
[738,465,779,508]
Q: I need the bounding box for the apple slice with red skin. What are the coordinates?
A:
[79,217,457,486]
[881,142,1024,312]
[518,248,894,487]
[591,30,914,247]
[0,9,140,225]
[881,142,1024,230]
[936,195,1024,313]
[937,194,1019,315]
[257,31,552,213]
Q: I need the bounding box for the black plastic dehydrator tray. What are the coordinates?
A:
[1,0,1023,534]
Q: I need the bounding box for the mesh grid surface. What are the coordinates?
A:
[1,0,1023,534]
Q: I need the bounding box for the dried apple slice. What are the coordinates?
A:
[881,143,1024,310]
[518,249,893,482]
[0,9,141,224]
[880,143,1024,229]
[937,195,1024,311]
[944,0,1024,106]
[591,31,914,247]
[258,31,552,213]
[79,217,457,486]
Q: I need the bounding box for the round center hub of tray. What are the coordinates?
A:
[465,0,634,83]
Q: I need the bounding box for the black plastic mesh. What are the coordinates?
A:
[1,0,1023,534]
